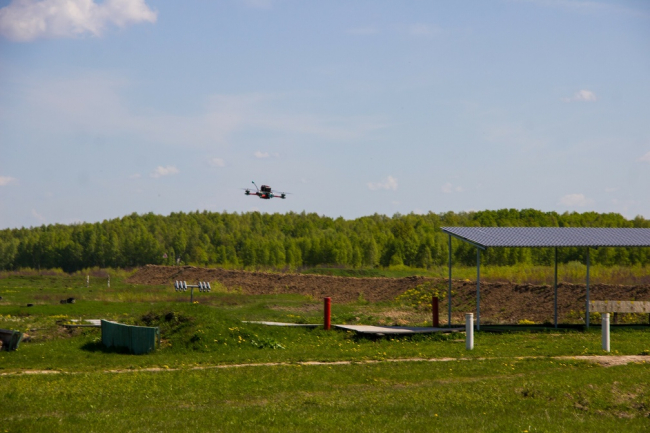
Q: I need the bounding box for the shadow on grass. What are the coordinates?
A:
[80,340,132,354]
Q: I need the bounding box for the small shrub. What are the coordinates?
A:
[250,337,285,350]
[518,319,536,325]
[395,282,447,310]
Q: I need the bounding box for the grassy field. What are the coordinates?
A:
[301,263,650,285]
[1,272,649,432]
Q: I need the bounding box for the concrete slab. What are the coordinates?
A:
[67,319,102,328]
[335,325,463,335]
[243,321,321,328]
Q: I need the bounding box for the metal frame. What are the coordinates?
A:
[442,228,649,330]
[174,281,212,303]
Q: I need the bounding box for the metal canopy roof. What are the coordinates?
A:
[441,227,650,248]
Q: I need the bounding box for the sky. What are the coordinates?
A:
[0,0,649,229]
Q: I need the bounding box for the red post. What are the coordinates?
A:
[432,296,439,328]
[324,297,331,330]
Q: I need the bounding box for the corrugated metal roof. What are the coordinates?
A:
[440,227,650,248]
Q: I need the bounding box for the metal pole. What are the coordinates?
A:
[554,247,558,328]
[324,297,332,330]
[432,296,439,327]
[602,313,610,352]
[476,247,480,331]
[586,248,590,328]
[466,313,474,350]
[448,234,452,327]
[191,287,194,304]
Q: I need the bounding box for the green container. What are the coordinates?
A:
[0,329,23,351]
[101,320,159,355]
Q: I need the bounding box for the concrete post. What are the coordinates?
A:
[466,313,474,350]
[602,313,610,352]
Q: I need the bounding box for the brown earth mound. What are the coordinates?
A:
[128,265,650,324]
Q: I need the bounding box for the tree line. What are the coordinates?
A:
[0,209,648,272]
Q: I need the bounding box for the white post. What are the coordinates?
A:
[466,313,474,350]
[86,275,89,288]
[602,313,610,352]
[107,275,110,288]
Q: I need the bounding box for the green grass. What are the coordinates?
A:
[2,359,649,432]
[301,263,650,285]
[1,272,649,431]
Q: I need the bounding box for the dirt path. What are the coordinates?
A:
[127,265,650,324]
[2,355,647,377]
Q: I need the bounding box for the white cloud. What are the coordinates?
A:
[483,123,547,150]
[558,193,594,207]
[562,89,597,102]
[0,176,17,186]
[8,74,388,150]
[31,209,46,222]
[254,151,270,159]
[208,158,226,167]
[0,0,157,42]
[408,23,439,37]
[150,165,179,178]
[441,182,464,194]
[367,176,398,191]
[514,0,649,19]
[638,151,650,163]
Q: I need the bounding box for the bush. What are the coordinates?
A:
[395,282,447,310]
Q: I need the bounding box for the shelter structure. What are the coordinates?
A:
[441,227,650,330]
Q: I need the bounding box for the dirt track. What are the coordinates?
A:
[128,265,650,324]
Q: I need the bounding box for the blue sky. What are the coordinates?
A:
[1,0,649,229]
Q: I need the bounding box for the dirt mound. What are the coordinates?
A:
[128,265,430,303]
[128,265,650,324]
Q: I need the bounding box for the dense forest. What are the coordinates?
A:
[0,209,649,272]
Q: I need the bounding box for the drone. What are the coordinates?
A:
[244,181,289,199]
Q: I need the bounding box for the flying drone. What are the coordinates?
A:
[244,181,289,199]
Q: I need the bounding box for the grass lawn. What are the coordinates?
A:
[1,272,649,432]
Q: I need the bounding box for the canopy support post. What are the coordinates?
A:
[586,248,590,329]
[476,247,481,331]
[554,247,558,329]
[448,234,452,327]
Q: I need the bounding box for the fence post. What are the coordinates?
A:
[432,296,439,327]
[324,297,331,330]
[466,313,474,350]
[602,313,610,352]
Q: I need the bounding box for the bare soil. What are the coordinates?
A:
[2,355,647,376]
[127,265,650,324]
